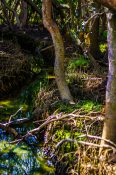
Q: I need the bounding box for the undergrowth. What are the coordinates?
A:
[1,48,115,175]
[33,56,116,175]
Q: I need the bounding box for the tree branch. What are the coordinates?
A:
[24,0,41,16]
[55,138,115,151]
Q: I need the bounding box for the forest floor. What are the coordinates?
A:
[0,36,116,175]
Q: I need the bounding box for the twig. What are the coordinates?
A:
[8,138,24,144]
[78,134,116,149]
[55,138,115,152]
[8,112,104,144]
[84,12,104,27]
[8,107,23,124]
[6,118,30,126]
[8,114,81,144]
[40,45,54,52]
[25,113,99,135]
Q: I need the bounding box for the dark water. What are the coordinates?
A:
[0,101,54,175]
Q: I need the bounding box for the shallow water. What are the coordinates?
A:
[0,100,54,175]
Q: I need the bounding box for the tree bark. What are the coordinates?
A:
[89,3,101,59]
[19,1,27,28]
[101,11,116,145]
[89,16,100,59]
[42,0,73,102]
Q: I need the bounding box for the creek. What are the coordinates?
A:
[0,79,55,175]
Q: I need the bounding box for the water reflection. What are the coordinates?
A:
[0,129,54,175]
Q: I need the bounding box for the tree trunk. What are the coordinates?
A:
[89,15,100,59]
[42,0,73,102]
[89,3,101,59]
[101,11,116,145]
[19,1,27,28]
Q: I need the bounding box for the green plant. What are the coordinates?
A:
[67,55,89,72]
[99,43,107,53]
[74,100,102,113]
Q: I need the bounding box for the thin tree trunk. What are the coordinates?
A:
[89,3,101,59]
[89,16,100,59]
[101,11,116,145]
[42,0,73,102]
[19,1,27,28]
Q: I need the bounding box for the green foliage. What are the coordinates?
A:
[20,78,48,107]
[67,55,89,72]
[102,30,107,40]
[70,29,77,40]
[54,100,102,114]
[74,100,102,113]
[0,100,28,121]
[0,74,48,120]
[99,43,107,53]
[55,102,74,113]
[30,56,44,74]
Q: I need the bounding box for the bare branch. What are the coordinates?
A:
[8,107,23,124]
[78,134,116,148]
[55,138,114,150]
[84,12,104,27]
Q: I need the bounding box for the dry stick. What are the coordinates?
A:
[7,111,115,153]
[28,113,115,150]
[9,113,90,144]
[26,113,100,135]
[6,118,30,126]
[84,12,104,27]
[55,139,115,151]
[78,134,116,149]
[40,45,54,52]
[9,113,104,144]
[8,107,23,124]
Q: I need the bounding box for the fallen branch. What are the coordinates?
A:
[8,112,105,144]
[40,45,54,52]
[78,134,116,149]
[6,118,30,126]
[55,138,115,152]
[25,113,101,135]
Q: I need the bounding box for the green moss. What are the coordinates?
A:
[0,99,29,122]
[0,75,49,121]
